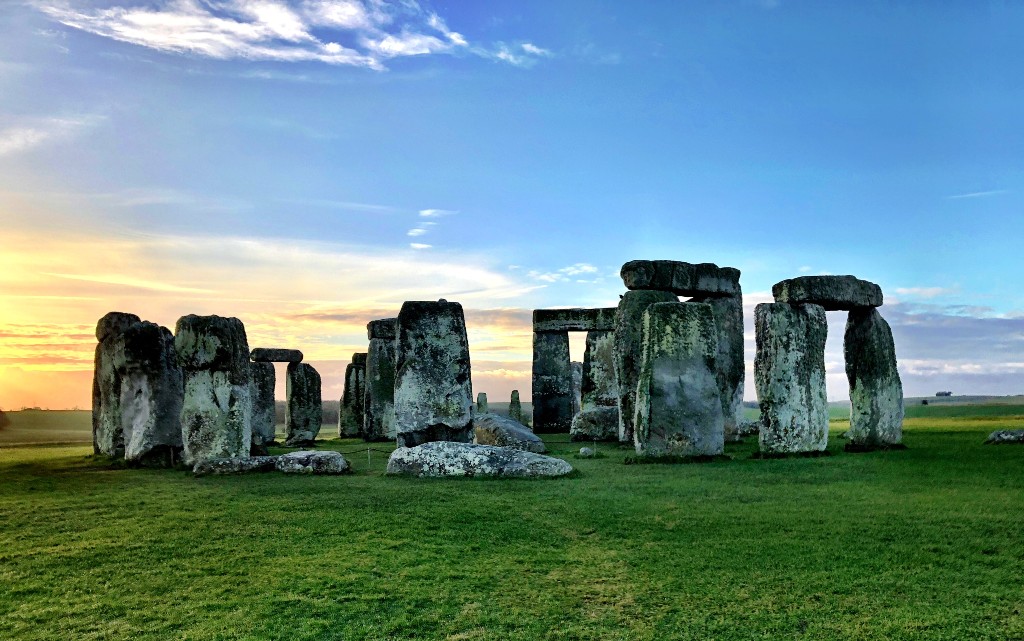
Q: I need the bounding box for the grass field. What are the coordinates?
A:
[1,406,1022,640]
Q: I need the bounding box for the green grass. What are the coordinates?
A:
[1,411,1022,640]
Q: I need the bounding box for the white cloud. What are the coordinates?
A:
[409,242,431,249]
[527,262,601,283]
[521,42,550,57]
[946,189,1009,200]
[0,115,103,157]
[893,286,956,299]
[419,208,456,217]
[406,228,427,237]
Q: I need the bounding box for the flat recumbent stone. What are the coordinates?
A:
[772,275,883,310]
[620,260,741,298]
[250,347,303,363]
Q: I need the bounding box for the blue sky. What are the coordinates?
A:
[1,0,1022,408]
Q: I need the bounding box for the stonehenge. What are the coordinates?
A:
[509,390,524,425]
[285,362,322,447]
[844,308,904,449]
[570,329,619,441]
[363,318,398,442]
[338,352,366,438]
[476,392,488,414]
[117,321,184,464]
[93,311,142,458]
[250,362,276,451]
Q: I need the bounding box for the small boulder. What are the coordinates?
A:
[984,429,1024,445]
[473,413,546,453]
[276,450,352,474]
[578,447,595,458]
[570,406,619,442]
[386,442,573,478]
[193,456,278,476]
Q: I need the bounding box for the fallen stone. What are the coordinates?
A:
[250,348,303,363]
[92,312,141,457]
[754,303,829,455]
[394,300,474,447]
[338,353,366,437]
[250,362,276,448]
[276,450,351,475]
[689,294,746,441]
[364,323,397,441]
[570,406,619,442]
[578,447,595,458]
[772,275,883,310]
[473,413,546,453]
[734,420,761,439]
[620,260,741,298]
[633,302,724,457]
[532,307,617,333]
[476,392,488,414]
[386,442,573,478]
[117,321,184,464]
[845,308,904,449]
[984,429,1024,444]
[532,330,573,433]
[509,390,524,425]
[285,362,322,446]
[193,456,278,476]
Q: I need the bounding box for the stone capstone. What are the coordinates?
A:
[472,413,547,453]
[476,392,488,414]
[633,302,724,457]
[250,348,303,363]
[386,442,573,478]
[363,326,398,441]
[117,321,184,464]
[285,362,322,446]
[509,390,524,425]
[338,354,366,438]
[984,430,1024,444]
[193,456,278,476]
[92,312,141,457]
[532,331,573,433]
[532,307,617,333]
[250,362,276,448]
[620,260,741,298]
[754,303,829,454]
[393,300,474,447]
[845,308,904,449]
[613,289,678,443]
[276,450,351,474]
[570,406,620,442]
[772,275,883,310]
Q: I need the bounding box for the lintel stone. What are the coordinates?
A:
[250,347,303,363]
[772,275,882,310]
[620,260,740,298]
[532,308,617,333]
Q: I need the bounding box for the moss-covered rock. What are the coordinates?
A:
[285,362,322,446]
[845,308,903,449]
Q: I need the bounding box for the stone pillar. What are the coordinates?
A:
[92,312,141,457]
[394,300,474,447]
[285,362,322,446]
[477,392,488,414]
[691,293,746,440]
[613,289,678,443]
[571,361,583,417]
[571,330,619,441]
[364,318,398,442]
[754,303,829,455]
[117,321,184,464]
[531,330,573,433]
[175,315,253,466]
[509,390,524,425]
[338,353,366,437]
[633,302,724,457]
[845,308,904,449]
[250,362,276,449]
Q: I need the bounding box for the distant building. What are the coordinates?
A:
[935,391,953,397]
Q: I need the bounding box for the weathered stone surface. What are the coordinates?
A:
[367,317,398,340]
[532,308,617,333]
[754,303,829,454]
[581,330,618,411]
[363,330,397,441]
[984,429,1024,444]
[633,302,724,457]
[93,312,140,457]
[690,294,746,440]
[117,321,184,464]
[338,354,366,437]
[570,406,619,442]
[571,361,583,417]
[476,392,488,414]
[175,315,253,466]
[621,260,741,298]
[473,413,546,453]
[96,311,141,342]
[509,390,524,425]
[394,300,474,447]
[772,275,883,310]
[532,331,573,433]
[845,308,904,449]
[193,456,278,476]
[578,447,595,458]
[285,362,322,446]
[250,348,303,363]
[276,450,351,474]
[250,362,276,448]
[386,442,573,478]
[614,289,678,443]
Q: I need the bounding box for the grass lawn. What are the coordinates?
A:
[0,409,1022,640]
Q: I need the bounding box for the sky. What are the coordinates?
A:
[1,0,1023,410]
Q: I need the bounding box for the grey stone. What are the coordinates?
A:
[620,260,741,298]
[96,311,141,342]
[92,312,140,457]
[386,442,573,478]
[984,429,1024,444]
[532,331,573,433]
[571,361,583,417]
[614,289,678,443]
[845,308,904,449]
[285,362,322,446]
[735,420,761,439]
[394,300,474,447]
[367,317,398,340]
[532,307,617,333]
[338,354,366,438]
[276,450,351,474]
[772,275,883,310]
[578,447,595,458]
[570,406,619,442]
[250,348,303,363]
[509,390,524,425]
[193,456,278,476]
[689,294,746,441]
[363,326,397,442]
[633,302,724,457]
[754,303,829,454]
[175,315,253,466]
[117,321,184,464]
[250,362,276,448]
[476,392,489,414]
[473,413,547,453]
[581,330,618,412]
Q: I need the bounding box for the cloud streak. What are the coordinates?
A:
[0,115,104,157]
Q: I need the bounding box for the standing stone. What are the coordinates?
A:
[117,321,184,464]
[690,294,746,440]
[845,308,904,449]
[393,300,474,447]
[364,318,398,442]
[175,315,253,467]
[754,303,829,455]
[614,289,678,443]
[250,361,277,450]
[571,330,620,442]
[531,331,573,433]
[338,353,366,437]
[571,361,583,417]
[633,302,724,457]
[476,392,488,414]
[285,362,322,446]
[93,311,141,457]
[509,390,524,425]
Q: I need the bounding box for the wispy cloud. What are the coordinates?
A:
[528,262,601,283]
[409,242,431,249]
[893,286,957,299]
[0,115,104,157]
[419,208,456,218]
[946,189,1009,200]
[489,41,552,67]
